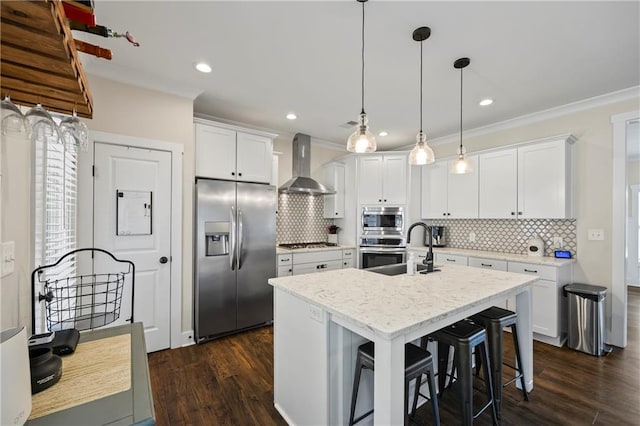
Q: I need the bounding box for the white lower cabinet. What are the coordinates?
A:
[507,261,571,347]
[278,249,356,276]
[342,249,355,268]
[277,254,293,277]
[434,252,468,266]
[467,256,507,271]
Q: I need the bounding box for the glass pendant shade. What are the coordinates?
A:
[347,112,376,153]
[409,131,435,165]
[450,146,473,174]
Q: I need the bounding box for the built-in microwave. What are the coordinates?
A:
[361,207,404,233]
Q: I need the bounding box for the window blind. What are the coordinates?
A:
[33,131,78,333]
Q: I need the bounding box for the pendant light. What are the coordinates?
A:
[450,57,473,174]
[408,26,435,166]
[347,0,376,153]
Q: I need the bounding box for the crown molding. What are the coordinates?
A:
[399,86,640,150]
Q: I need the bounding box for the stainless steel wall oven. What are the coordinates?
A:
[359,234,406,269]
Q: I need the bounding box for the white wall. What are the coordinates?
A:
[0,131,32,331]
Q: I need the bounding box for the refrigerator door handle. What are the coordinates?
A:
[238,210,244,269]
[230,206,236,270]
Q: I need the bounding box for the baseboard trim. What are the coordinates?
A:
[181,330,195,347]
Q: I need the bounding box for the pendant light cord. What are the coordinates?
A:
[459,66,463,152]
[419,40,423,133]
[360,0,365,115]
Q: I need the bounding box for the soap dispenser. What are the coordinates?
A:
[406,252,416,275]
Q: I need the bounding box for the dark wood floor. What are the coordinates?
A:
[148,288,640,425]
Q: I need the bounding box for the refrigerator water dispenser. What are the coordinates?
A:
[205,222,229,256]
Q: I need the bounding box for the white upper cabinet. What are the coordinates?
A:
[478,148,518,218]
[358,154,407,205]
[479,136,574,219]
[517,139,573,219]
[195,121,274,183]
[323,162,345,218]
[421,155,479,218]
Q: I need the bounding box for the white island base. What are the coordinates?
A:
[269,266,537,426]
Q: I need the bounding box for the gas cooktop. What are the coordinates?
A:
[278,242,337,250]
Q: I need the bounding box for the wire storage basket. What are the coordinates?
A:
[32,248,135,332]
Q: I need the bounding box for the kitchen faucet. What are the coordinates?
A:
[406,222,434,272]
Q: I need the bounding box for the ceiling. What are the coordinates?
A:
[79,1,640,151]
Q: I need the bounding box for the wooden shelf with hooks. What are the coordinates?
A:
[0,0,93,118]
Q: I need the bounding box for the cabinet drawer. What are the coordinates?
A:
[278,254,292,266]
[435,253,468,265]
[293,250,342,264]
[508,262,556,281]
[468,257,507,271]
[293,259,343,275]
[278,265,293,277]
[342,249,354,259]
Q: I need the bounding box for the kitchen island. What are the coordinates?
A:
[268,265,538,425]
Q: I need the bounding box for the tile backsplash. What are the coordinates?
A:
[277,194,333,244]
[427,219,577,257]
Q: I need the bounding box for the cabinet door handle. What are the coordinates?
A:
[510,212,515,216]
[447,212,451,216]
[446,258,456,262]
[524,268,538,273]
[344,262,347,266]
[317,263,328,269]
[335,212,339,215]
[288,268,292,272]
[443,213,447,216]
[383,199,387,202]
[231,172,235,176]
[518,211,523,215]
[238,172,242,177]
[379,199,382,202]
[481,263,492,267]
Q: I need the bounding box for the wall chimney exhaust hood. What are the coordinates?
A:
[278,133,335,195]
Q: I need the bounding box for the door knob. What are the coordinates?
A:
[159,256,168,264]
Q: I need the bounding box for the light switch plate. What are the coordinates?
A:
[588,229,604,241]
[1,241,16,277]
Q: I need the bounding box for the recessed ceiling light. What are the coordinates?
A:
[286,113,297,120]
[479,98,493,106]
[195,62,212,73]
[378,131,388,137]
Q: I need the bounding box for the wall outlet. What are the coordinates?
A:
[552,236,563,249]
[468,232,476,242]
[588,229,605,241]
[1,241,16,277]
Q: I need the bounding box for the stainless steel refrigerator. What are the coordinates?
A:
[194,178,276,343]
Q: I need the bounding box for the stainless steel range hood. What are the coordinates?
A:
[278,133,335,195]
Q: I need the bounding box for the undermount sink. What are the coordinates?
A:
[365,263,439,276]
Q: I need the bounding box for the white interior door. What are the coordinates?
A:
[93,143,172,352]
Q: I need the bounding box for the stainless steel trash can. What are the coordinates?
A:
[563,283,609,356]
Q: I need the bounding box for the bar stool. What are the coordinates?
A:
[470,306,529,419]
[348,341,440,426]
[429,320,498,426]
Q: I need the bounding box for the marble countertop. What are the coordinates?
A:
[268,265,537,339]
[277,245,356,255]
[408,246,576,267]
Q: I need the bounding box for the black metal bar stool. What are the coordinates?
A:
[470,306,529,419]
[348,341,440,426]
[429,320,498,426]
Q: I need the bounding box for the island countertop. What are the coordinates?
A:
[268,265,538,340]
